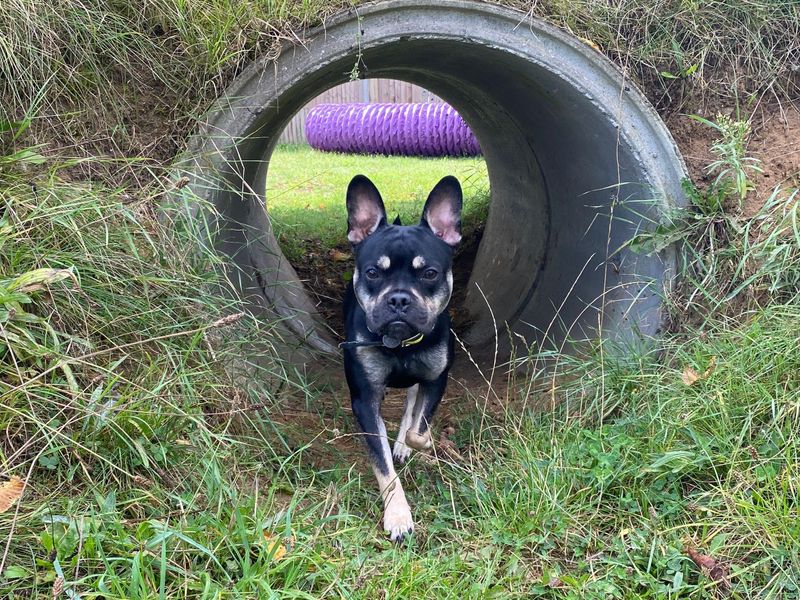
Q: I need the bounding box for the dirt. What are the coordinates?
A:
[666,100,800,217]
[257,352,517,472]
[289,240,351,339]
[749,103,800,210]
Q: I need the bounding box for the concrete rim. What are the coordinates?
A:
[175,0,687,359]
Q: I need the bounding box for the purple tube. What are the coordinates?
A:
[305,102,481,157]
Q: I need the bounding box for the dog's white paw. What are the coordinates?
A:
[392,438,412,463]
[405,429,432,451]
[383,499,414,542]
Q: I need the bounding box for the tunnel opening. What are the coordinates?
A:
[177,0,687,363]
[265,78,491,344]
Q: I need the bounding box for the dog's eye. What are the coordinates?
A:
[365,267,380,280]
[422,268,439,281]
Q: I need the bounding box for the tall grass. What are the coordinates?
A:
[0,0,798,156]
[0,0,343,168]
[0,1,798,597]
[525,0,800,103]
[0,134,300,596]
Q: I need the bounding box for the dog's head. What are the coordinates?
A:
[346,174,462,341]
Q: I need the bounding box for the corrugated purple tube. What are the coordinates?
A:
[305,103,481,157]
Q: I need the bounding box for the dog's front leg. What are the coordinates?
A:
[404,374,448,452]
[351,389,414,541]
[392,384,418,463]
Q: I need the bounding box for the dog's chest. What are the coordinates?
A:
[357,341,449,387]
[389,342,449,384]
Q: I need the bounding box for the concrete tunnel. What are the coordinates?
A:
[176,0,687,361]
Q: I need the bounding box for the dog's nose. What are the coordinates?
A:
[387,291,411,313]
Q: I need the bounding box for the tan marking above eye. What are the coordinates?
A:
[412,256,426,269]
[377,255,391,270]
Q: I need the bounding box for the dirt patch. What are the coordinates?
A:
[262,359,511,470]
[749,102,800,210]
[666,100,800,217]
[450,223,484,332]
[289,240,350,339]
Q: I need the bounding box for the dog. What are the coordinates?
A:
[340,174,462,541]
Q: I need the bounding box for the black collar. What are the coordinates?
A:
[338,332,424,350]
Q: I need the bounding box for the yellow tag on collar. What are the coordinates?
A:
[400,333,424,347]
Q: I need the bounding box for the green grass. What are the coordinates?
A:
[2,2,800,598]
[266,144,490,260]
[1,0,798,159]
[1,117,799,597]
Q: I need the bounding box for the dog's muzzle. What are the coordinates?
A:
[383,319,414,340]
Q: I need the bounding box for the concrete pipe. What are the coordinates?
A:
[176,0,687,359]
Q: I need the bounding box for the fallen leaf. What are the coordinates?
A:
[330,250,351,262]
[682,366,701,386]
[686,543,730,589]
[11,268,77,294]
[209,312,245,328]
[438,425,463,462]
[578,36,601,52]
[547,577,565,588]
[0,476,25,513]
[132,475,153,487]
[681,356,717,386]
[263,531,292,561]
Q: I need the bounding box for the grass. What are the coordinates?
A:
[1,1,799,598]
[1,109,799,597]
[266,144,490,260]
[1,0,798,161]
[0,141,298,597]
[0,0,339,143]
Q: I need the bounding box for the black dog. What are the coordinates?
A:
[341,174,462,541]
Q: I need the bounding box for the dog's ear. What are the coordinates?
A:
[346,175,387,244]
[393,215,402,225]
[421,176,462,246]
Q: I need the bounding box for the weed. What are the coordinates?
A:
[690,114,763,207]
[627,112,798,325]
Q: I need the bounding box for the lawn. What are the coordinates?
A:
[266,144,490,259]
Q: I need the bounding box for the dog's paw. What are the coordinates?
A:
[384,500,414,542]
[392,438,412,463]
[405,429,432,451]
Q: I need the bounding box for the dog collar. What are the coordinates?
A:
[339,332,424,350]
